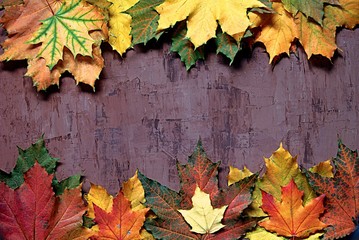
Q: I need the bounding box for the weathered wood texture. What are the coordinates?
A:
[0,28,358,194]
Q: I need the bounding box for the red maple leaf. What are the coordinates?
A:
[0,162,92,239]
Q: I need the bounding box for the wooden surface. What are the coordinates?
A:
[0,27,358,194]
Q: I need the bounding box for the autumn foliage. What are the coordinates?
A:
[0,0,358,91]
[0,137,359,239]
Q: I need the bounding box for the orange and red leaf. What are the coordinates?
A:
[93,191,149,239]
[259,179,327,238]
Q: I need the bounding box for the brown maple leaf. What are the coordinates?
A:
[305,141,359,239]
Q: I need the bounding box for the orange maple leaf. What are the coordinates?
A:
[93,191,149,239]
[259,179,327,238]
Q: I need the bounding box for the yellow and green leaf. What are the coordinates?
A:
[281,0,325,25]
[29,0,106,69]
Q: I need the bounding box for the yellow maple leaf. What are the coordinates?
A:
[178,186,227,234]
[108,0,139,55]
[249,3,298,63]
[156,0,266,48]
[324,0,359,29]
[227,166,253,186]
[86,183,114,220]
[122,170,146,211]
[309,160,334,178]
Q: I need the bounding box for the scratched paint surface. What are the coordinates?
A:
[0,28,358,194]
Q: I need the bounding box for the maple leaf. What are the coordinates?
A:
[86,171,153,238]
[305,140,359,239]
[216,32,240,65]
[295,12,337,60]
[107,0,138,55]
[281,0,325,25]
[177,141,221,205]
[26,40,105,90]
[323,0,359,30]
[0,137,57,189]
[259,179,327,238]
[179,186,227,234]
[52,173,81,195]
[93,191,149,239]
[28,0,106,69]
[126,0,164,45]
[156,0,267,48]
[227,166,253,186]
[0,0,108,90]
[309,160,334,178]
[122,170,147,211]
[249,3,298,63]
[139,140,257,239]
[0,0,62,61]
[247,143,316,217]
[138,171,198,239]
[0,162,92,239]
[86,183,114,220]
[171,22,204,70]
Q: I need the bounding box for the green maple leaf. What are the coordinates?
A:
[216,32,240,65]
[28,0,106,69]
[281,0,325,25]
[0,137,81,195]
[0,137,58,189]
[171,22,204,70]
[126,0,164,45]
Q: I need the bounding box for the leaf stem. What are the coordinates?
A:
[44,0,55,15]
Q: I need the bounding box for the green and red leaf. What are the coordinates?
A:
[177,140,220,207]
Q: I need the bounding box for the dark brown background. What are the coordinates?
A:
[0,26,358,194]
